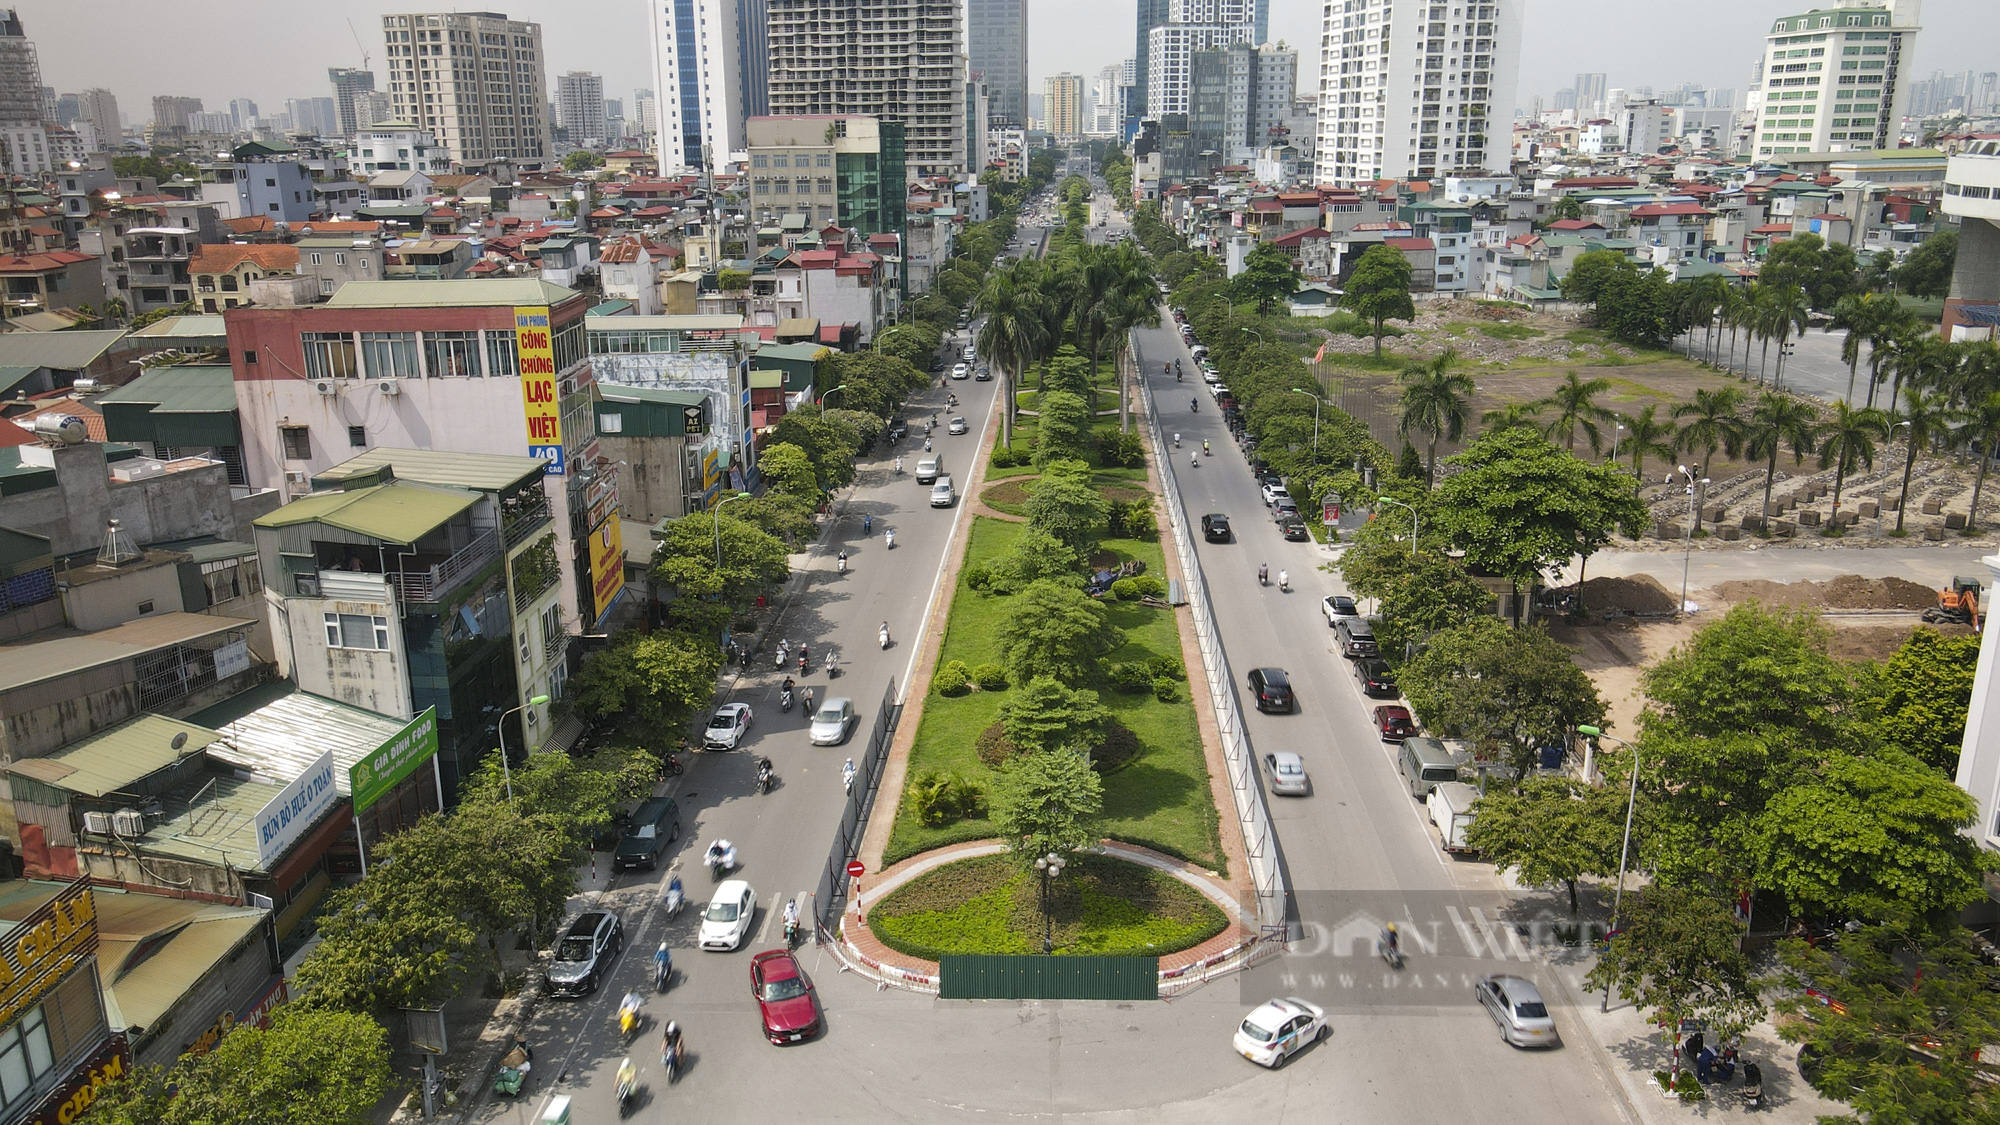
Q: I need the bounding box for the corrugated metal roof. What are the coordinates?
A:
[597,385,706,406]
[323,279,578,308]
[584,314,744,331]
[95,364,237,414]
[125,315,228,339]
[755,342,829,362]
[146,536,255,565]
[0,329,127,370]
[253,481,480,543]
[8,714,223,796]
[126,772,286,872]
[0,526,51,575]
[206,687,409,795]
[312,447,547,494]
[0,612,254,693]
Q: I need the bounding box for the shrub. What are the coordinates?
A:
[1110,577,1141,601]
[1129,575,1167,599]
[1106,661,1155,694]
[909,770,983,826]
[1098,430,1146,469]
[1150,676,1180,703]
[991,442,1032,469]
[972,662,1009,691]
[963,561,996,592]
[1147,653,1184,680]
[1093,718,1141,773]
[974,721,1019,767]
[1107,497,1159,540]
[935,660,972,696]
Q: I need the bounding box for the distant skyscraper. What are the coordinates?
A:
[1189,41,1293,162]
[1148,1,1258,121]
[1552,88,1578,113]
[735,0,770,121]
[381,11,549,165]
[647,0,744,174]
[327,68,374,138]
[1044,73,1084,136]
[766,0,967,175]
[229,97,259,127]
[0,8,51,170]
[969,0,1028,126]
[1131,0,1170,128]
[556,71,607,146]
[53,90,76,125]
[1574,72,1608,116]
[634,88,658,141]
[1711,87,1736,111]
[152,96,204,134]
[77,87,118,146]
[1750,0,1920,158]
[1317,0,1521,186]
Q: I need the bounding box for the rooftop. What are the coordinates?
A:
[0,329,129,371]
[310,447,548,495]
[195,681,411,796]
[0,612,255,695]
[254,480,482,544]
[188,244,299,274]
[96,363,236,416]
[6,714,223,797]
[124,315,227,340]
[323,279,578,309]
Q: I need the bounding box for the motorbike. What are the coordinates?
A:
[780,686,795,712]
[660,753,684,778]
[653,942,672,992]
[827,653,840,678]
[1278,571,1290,592]
[704,841,737,881]
[660,1037,682,1086]
[863,513,873,534]
[784,910,800,947]
[1191,397,1198,412]
[885,529,895,549]
[663,880,684,920]
[1202,440,1209,455]
[775,640,789,669]
[837,551,848,574]
[1739,1062,1763,1110]
[1174,433,1181,448]
[756,759,774,794]
[617,994,645,1042]
[1379,932,1404,969]
[798,650,811,675]
[1258,566,1268,586]
[615,1057,639,1116]
[492,1039,532,1097]
[843,758,856,794]
[1191,453,1199,468]
[879,623,891,649]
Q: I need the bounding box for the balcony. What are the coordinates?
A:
[384,528,500,603]
[502,497,553,550]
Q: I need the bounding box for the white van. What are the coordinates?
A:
[915,456,942,484]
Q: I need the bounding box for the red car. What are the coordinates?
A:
[750,950,822,1044]
[1373,705,1417,742]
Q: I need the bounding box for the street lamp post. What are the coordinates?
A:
[1290,387,1324,460]
[819,383,848,410]
[1577,724,1640,1013]
[497,694,553,802]
[1376,495,1419,553]
[1670,466,1709,614]
[1610,422,1626,466]
[1033,852,1067,953]
[712,490,754,568]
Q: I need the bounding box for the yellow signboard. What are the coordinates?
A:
[589,513,625,621]
[0,880,97,1032]
[514,306,564,473]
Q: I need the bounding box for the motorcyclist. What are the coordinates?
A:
[924,435,933,452]
[1174,432,1181,448]
[1191,452,1199,468]
[756,756,774,789]
[781,675,796,699]
[1202,439,1210,454]
[616,1057,638,1099]
[894,455,903,473]
[837,549,848,572]
[661,1021,684,1071]
[1258,564,1268,585]
[1278,569,1289,591]
[653,941,671,987]
[705,839,735,872]
[783,899,800,940]
[1191,397,1198,412]
[1381,922,1399,958]
[666,873,684,914]
[842,757,856,792]
[863,513,873,534]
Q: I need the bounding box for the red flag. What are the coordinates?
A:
[1312,342,1327,364]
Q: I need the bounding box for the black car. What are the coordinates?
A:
[1279,517,1310,541]
[887,416,909,441]
[928,356,944,372]
[544,910,624,996]
[1247,667,1296,714]
[1202,513,1232,542]
[1355,658,1398,698]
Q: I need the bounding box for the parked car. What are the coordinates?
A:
[1321,595,1359,627]
[703,702,753,750]
[1335,617,1380,658]
[809,697,856,745]
[700,881,758,951]
[1354,658,1397,698]
[750,949,823,1044]
[1247,667,1295,714]
[1233,997,1329,1068]
[1201,513,1232,542]
[1263,751,1311,796]
[887,415,909,441]
[612,797,681,870]
[1373,705,1417,741]
[1279,517,1310,541]
[1261,481,1290,507]
[1475,975,1560,1047]
[1272,497,1300,521]
[545,910,623,996]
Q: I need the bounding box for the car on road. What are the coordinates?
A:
[951,362,969,380]
[1321,595,1358,627]
[887,415,909,441]
[929,475,956,508]
[948,416,969,435]
[1261,481,1290,507]
[545,910,623,996]
[751,949,823,1044]
[1201,513,1232,542]
[928,356,944,372]
[1233,997,1329,1068]
[613,797,682,870]
[1272,497,1300,522]
[916,456,942,484]
[961,345,977,361]
[1475,975,1560,1047]
[1279,517,1310,541]
[1263,751,1311,796]
[700,880,758,951]
[703,702,753,750]
[1354,658,1398,698]
[809,697,856,745]
[976,365,992,381]
[1373,705,1417,741]
[1247,667,1295,714]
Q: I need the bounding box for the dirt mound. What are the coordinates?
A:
[1712,575,1940,611]
[1579,573,1680,615]
[1712,579,1815,607]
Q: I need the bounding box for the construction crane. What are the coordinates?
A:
[347,18,371,71]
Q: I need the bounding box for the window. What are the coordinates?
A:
[360,331,420,379]
[242,349,257,365]
[325,612,392,650]
[220,275,238,292]
[348,424,368,447]
[301,331,358,379]
[201,557,260,603]
[423,330,480,377]
[0,1005,54,1112]
[551,318,583,374]
[280,425,311,460]
[598,411,622,433]
[485,328,517,377]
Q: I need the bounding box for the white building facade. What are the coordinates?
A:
[648,0,744,174]
[379,10,550,166]
[1749,0,1921,159]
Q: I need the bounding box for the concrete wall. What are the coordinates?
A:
[269,587,415,720]
[0,445,240,557]
[59,564,185,632]
[598,434,689,523]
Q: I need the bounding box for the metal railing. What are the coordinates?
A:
[385,529,499,604]
[812,676,901,932]
[1138,339,1290,939]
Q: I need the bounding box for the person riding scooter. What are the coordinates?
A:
[781,676,796,711]
[756,756,774,794]
[664,873,684,919]
[1258,564,1268,586]
[618,990,645,1039]
[1380,922,1402,967]
[783,899,800,945]
[1278,570,1290,592]
[615,1057,639,1109]
[837,549,848,573]
[661,1021,685,1083]
[653,941,672,991]
[704,839,736,879]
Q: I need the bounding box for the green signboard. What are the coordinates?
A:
[349,708,439,815]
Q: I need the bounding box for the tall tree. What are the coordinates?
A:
[989,747,1105,863]
[1893,229,1957,299]
[1830,292,1890,403]
[1760,283,1811,387]
[1953,389,2000,532]
[1536,371,1614,455]
[1481,400,1543,434]
[977,264,1052,447]
[1464,777,1627,915]
[1231,241,1304,315]
[1741,392,1819,528]
[82,1008,393,1125]
[1583,884,1766,1052]
[1617,404,1678,482]
[994,579,1125,683]
[1342,244,1416,357]
[1398,617,1608,779]
[999,676,1111,758]
[1815,401,1891,516]
[1671,386,1745,531]
[1889,386,1962,534]
[1397,347,1475,488]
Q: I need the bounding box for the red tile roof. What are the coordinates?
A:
[190,244,299,274]
[818,326,842,344]
[1628,202,1712,218]
[0,419,33,448]
[1271,227,1331,247]
[1384,237,1435,252]
[223,216,277,235]
[0,250,95,273]
[1548,219,1604,231]
[599,242,647,264]
[1752,223,1794,234]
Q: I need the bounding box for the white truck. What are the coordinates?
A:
[1428,781,1480,855]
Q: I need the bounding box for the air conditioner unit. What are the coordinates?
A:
[378,378,401,396]
[111,808,146,836]
[284,469,309,486]
[82,811,111,835]
[313,379,339,396]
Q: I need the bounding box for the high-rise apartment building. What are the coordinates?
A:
[0,9,49,173]
[555,71,606,146]
[736,0,771,121]
[1749,0,1919,159]
[968,0,1028,126]
[77,87,118,145]
[648,0,744,174]
[1315,0,1521,186]
[1044,74,1084,136]
[1146,0,1258,120]
[286,96,337,137]
[380,11,549,166]
[230,97,260,127]
[766,0,966,176]
[328,68,375,138]
[151,96,204,135]
[1131,0,1171,130]
[1190,41,1295,164]
[1574,72,1608,116]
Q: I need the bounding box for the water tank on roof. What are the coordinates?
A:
[32,413,85,445]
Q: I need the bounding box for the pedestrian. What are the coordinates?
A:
[1683,1029,1704,1066]
[1695,1046,1716,1084]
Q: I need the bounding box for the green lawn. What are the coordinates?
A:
[884,517,1223,871]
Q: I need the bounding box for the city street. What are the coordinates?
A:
[1674,324,1897,408]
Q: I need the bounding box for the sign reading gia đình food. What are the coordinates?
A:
[253,751,338,869]
[348,708,439,816]
[514,306,565,475]
[0,879,99,1033]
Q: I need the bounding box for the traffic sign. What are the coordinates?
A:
[846,860,866,878]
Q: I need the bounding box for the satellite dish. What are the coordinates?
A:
[170,732,188,751]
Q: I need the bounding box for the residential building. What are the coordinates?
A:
[295,234,387,299]
[285,97,338,138]
[1942,139,2000,340]
[0,9,45,176]
[599,242,662,315]
[151,96,203,137]
[1574,72,1607,117]
[0,882,116,1122]
[555,71,606,148]
[735,1,771,122]
[1189,41,1295,166]
[328,68,377,139]
[190,244,299,313]
[76,87,118,149]
[1130,0,1171,132]
[1315,0,1521,187]
[1620,99,1673,156]
[966,79,991,172]
[1044,74,1084,137]
[196,141,321,224]
[968,0,1029,126]
[1147,17,1254,119]
[352,119,453,176]
[380,11,550,166]
[594,384,711,521]
[646,0,743,174]
[185,111,235,136]
[1750,0,1921,159]
[0,251,101,322]
[766,0,966,176]
[745,115,908,234]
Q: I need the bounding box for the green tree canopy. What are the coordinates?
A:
[1369,548,1498,665]
[1757,232,1860,309]
[1559,249,1634,305]
[1853,627,1981,775]
[82,1007,392,1125]
[1000,675,1111,758]
[1024,459,1109,551]
[1894,230,1957,299]
[1342,245,1416,357]
[564,629,727,733]
[1034,390,1093,465]
[1398,617,1607,778]
[995,579,1125,683]
[1584,883,1766,1049]
[1232,241,1303,315]
[561,150,604,172]
[989,747,1105,862]
[1465,777,1627,914]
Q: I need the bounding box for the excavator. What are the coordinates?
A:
[1923,576,1983,632]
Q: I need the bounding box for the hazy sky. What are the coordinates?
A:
[15,0,1990,125]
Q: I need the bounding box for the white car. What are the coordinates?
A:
[809,697,856,745]
[1263,751,1311,797]
[699,880,758,951]
[947,416,969,435]
[1261,482,1291,507]
[1234,997,1329,1068]
[703,702,753,750]
[1321,595,1360,628]
[952,362,969,380]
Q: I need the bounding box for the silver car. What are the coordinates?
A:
[1263,751,1311,796]
[1475,975,1560,1047]
[809,697,856,745]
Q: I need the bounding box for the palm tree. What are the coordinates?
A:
[1860,303,1917,408]
[975,265,1051,449]
[1742,393,1819,527]
[1954,389,2000,532]
[1397,348,1475,488]
[1888,386,1963,534]
[1762,284,1810,388]
[1829,293,1885,403]
[1671,386,1745,534]
[1537,372,1614,455]
[1730,281,1764,378]
[1618,405,1678,483]
[1481,401,1543,434]
[1710,283,1746,371]
[1814,402,1891,516]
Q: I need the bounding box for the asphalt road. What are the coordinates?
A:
[1674,325,1897,407]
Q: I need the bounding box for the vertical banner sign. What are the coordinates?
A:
[589,513,626,622]
[514,306,564,475]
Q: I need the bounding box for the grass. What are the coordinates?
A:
[869,853,1228,960]
[884,517,1223,871]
